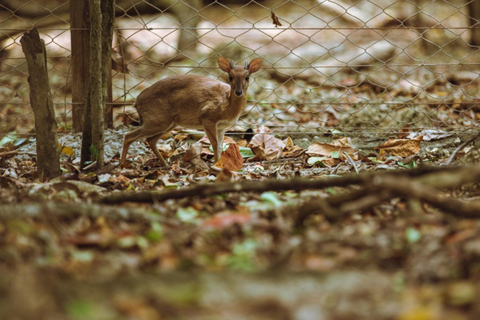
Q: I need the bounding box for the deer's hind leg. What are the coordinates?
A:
[146,134,169,167]
[121,119,174,165]
[121,128,146,165]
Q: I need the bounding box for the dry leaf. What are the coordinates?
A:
[216,168,233,182]
[59,144,74,156]
[248,133,285,160]
[198,135,236,146]
[255,125,271,133]
[282,137,304,158]
[111,49,129,73]
[183,143,202,162]
[271,11,282,27]
[284,136,294,148]
[214,143,243,171]
[202,208,251,231]
[306,137,357,160]
[398,125,410,139]
[376,136,423,159]
[184,143,209,171]
[174,133,189,142]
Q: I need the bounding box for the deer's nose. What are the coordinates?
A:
[235,90,243,96]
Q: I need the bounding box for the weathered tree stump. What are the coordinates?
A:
[20,28,61,181]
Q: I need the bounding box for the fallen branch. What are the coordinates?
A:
[99,165,456,204]
[294,165,480,226]
[377,176,480,218]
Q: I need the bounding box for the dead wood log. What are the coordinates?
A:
[376,176,480,218]
[20,28,61,181]
[295,165,480,226]
[98,165,451,204]
[99,165,480,224]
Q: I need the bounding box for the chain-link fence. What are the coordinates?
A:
[1,0,480,136]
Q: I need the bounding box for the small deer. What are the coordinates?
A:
[120,57,262,166]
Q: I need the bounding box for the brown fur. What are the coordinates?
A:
[120,57,262,166]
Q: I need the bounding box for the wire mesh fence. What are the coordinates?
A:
[1,0,480,137]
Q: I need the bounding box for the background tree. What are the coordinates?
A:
[80,0,114,169]
[468,0,480,46]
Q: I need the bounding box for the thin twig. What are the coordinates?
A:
[343,151,359,174]
[445,132,480,165]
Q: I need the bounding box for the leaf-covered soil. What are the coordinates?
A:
[2,127,480,320]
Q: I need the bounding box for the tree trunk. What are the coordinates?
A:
[468,0,480,46]
[70,0,90,132]
[81,0,104,169]
[80,0,115,169]
[102,0,115,129]
[168,0,201,57]
[105,61,113,129]
[20,28,61,181]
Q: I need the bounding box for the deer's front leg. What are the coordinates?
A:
[202,120,220,162]
[216,128,226,161]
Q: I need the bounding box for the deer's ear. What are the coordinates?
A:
[218,57,231,73]
[247,58,262,74]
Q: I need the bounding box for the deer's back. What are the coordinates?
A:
[135,75,229,116]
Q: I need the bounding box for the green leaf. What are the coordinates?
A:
[398,161,417,169]
[326,187,336,195]
[331,150,341,159]
[117,236,136,248]
[8,219,33,234]
[67,299,93,319]
[89,144,98,158]
[307,157,327,166]
[260,191,283,207]
[13,137,28,147]
[233,238,257,255]
[145,222,163,242]
[70,250,94,262]
[0,133,16,146]
[227,239,257,271]
[405,227,422,244]
[177,206,199,223]
[239,146,255,158]
[136,236,149,249]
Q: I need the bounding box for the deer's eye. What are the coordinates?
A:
[246,75,250,81]
[229,75,233,81]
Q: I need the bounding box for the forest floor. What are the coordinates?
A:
[2,1,480,318]
[1,125,480,320]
